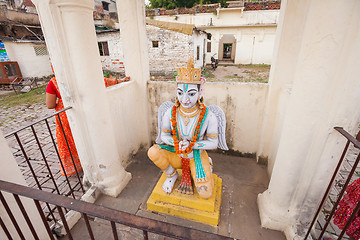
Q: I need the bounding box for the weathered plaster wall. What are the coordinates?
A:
[147,25,193,75]
[4,41,52,78]
[147,81,268,154]
[97,31,125,73]
[206,26,276,64]
[106,81,146,166]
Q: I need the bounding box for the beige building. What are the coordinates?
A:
[148,2,280,65]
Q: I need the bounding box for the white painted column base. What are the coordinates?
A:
[258,191,300,240]
[98,171,132,197]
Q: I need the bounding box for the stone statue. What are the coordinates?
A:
[148,58,228,199]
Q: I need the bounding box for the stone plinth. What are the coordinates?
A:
[147,170,222,226]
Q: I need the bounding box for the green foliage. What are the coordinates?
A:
[149,0,228,10]
[103,71,111,78]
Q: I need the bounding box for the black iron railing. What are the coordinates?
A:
[0,180,235,240]
[305,127,360,240]
[4,106,84,225]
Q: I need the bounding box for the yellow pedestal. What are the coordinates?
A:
[147,170,222,226]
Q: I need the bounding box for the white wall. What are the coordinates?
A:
[106,81,148,166]
[4,41,52,78]
[0,132,48,239]
[147,81,268,154]
[192,30,207,69]
[152,10,279,27]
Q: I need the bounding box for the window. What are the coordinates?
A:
[34,46,48,56]
[207,41,211,52]
[98,41,109,56]
[152,41,159,48]
[197,46,200,60]
[102,1,109,11]
[4,63,18,77]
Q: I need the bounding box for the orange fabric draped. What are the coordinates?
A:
[51,78,82,176]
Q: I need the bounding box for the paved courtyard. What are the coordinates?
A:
[0,85,285,239]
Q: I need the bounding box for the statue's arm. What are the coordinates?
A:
[160,109,174,146]
[193,112,219,150]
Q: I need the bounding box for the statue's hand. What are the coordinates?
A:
[179,139,190,151]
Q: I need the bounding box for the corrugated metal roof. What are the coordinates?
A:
[146,19,194,35]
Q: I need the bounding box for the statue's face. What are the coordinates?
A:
[177,83,199,109]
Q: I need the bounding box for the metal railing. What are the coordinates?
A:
[4,106,84,225]
[305,127,360,240]
[0,179,236,240]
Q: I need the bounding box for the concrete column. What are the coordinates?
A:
[32,0,131,197]
[0,132,48,239]
[115,0,150,143]
[258,0,360,239]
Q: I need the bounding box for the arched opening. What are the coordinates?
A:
[218,34,236,63]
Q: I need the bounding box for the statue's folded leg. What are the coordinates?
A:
[189,151,214,199]
[148,144,182,194]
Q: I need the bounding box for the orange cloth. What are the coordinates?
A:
[104,77,117,88]
[49,78,82,176]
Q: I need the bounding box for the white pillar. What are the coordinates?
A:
[258,0,360,239]
[0,132,48,239]
[32,0,131,197]
[116,0,150,143]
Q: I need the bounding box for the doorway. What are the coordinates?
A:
[223,43,232,59]
[218,34,236,62]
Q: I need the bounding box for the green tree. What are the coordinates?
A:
[149,0,227,9]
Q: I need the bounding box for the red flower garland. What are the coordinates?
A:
[171,103,206,154]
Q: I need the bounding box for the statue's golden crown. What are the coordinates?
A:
[176,58,201,84]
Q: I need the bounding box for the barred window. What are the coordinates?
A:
[207,41,211,52]
[98,41,109,56]
[34,46,48,56]
[152,41,159,48]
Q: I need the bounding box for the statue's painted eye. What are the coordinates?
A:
[189,93,196,97]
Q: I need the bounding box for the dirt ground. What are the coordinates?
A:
[151,64,271,83]
[205,64,270,83]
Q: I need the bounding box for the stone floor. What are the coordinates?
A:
[62,150,286,240]
[0,89,285,239]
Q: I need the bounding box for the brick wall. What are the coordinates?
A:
[97,31,125,74]
[146,2,280,17]
[244,1,280,11]
[97,27,194,76]
[147,25,193,76]
[146,3,220,17]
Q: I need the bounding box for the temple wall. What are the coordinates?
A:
[106,81,146,165]
[4,41,52,78]
[147,81,268,154]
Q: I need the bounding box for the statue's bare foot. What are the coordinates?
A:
[162,171,178,194]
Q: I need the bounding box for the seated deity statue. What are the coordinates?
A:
[148,58,228,199]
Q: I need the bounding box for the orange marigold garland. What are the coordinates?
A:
[171,103,206,155]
